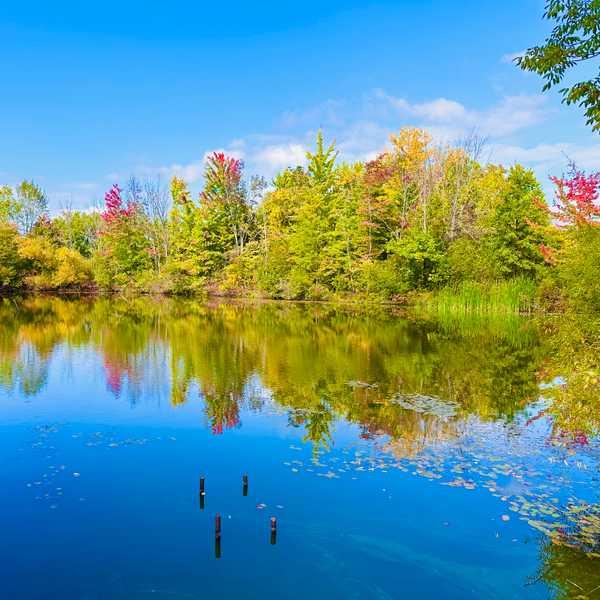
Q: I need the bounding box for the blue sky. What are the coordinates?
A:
[1,0,599,210]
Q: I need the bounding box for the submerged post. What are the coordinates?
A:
[270,516,277,545]
[242,474,248,496]
[214,513,222,558]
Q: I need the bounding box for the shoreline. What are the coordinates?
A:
[0,287,563,316]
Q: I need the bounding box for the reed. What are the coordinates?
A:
[419,277,537,316]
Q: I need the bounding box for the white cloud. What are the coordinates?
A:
[373,89,548,138]
[490,142,600,171]
[481,95,548,136]
[413,98,468,121]
[254,143,307,171]
[487,141,600,200]
[336,120,390,163]
[122,91,552,188]
[153,160,205,183]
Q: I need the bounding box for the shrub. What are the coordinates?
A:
[0,224,25,289]
[386,231,449,290]
[53,247,94,288]
[557,226,600,312]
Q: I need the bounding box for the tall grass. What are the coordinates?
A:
[418,277,537,316]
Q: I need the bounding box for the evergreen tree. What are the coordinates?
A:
[490,165,550,279]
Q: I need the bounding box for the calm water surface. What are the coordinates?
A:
[1,296,599,599]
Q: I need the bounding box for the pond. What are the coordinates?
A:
[0,296,599,599]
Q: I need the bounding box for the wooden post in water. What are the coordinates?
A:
[215,513,222,558]
[242,474,248,496]
[270,516,277,545]
[199,476,205,510]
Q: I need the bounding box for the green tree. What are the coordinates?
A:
[286,131,341,297]
[0,224,24,288]
[387,230,449,291]
[256,167,308,296]
[167,176,205,291]
[14,180,48,234]
[517,0,600,131]
[489,166,550,279]
[53,211,100,258]
[0,186,18,223]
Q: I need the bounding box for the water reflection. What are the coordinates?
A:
[0,296,547,439]
[0,295,599,595]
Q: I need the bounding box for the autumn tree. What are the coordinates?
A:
[93,184,151,289]
[201,152,254,259]
[546,165,600,310]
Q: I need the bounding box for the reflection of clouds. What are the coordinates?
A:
[383,416,458,460]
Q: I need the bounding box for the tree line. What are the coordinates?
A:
[1,127,599,312]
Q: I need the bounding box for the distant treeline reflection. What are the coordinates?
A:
[0,296,597,448]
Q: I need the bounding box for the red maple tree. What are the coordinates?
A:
[549,164,600,227]
[101,184,137,224]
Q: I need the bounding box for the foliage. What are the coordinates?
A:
[541,165,600,311]
[167,176,205,292]
[200,152,254,261]
[0,180,47,234]
[517,0,600,131]
[549,163,600,226]
[488,165,551,279]
[93,184,151,289]
[556,225,600,310]
[386,230,449,290]
[53,210,100,258]
[18,235,93,289]
[14,180,48,234]
[0,186,17,223]
[0,224,25,288]
[1,128,599,312]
